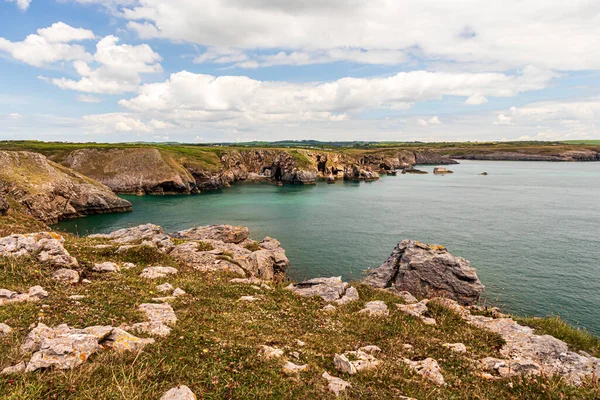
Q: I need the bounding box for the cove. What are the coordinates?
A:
[54,160,600,334]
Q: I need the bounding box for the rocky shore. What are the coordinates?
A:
[0,219,598,398]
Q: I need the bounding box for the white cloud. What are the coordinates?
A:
[119,0,600,70]
[82,112,173,134]
[51,35,162,94]
[76,94,104,103]
[417,116,441,126]
[7,112,23,119]
[117,68,553,129]
[0,22,94,67]
[6,0,32,11]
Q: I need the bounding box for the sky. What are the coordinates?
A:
[1,0,600,143]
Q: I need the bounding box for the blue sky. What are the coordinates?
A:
[1,0,599,143]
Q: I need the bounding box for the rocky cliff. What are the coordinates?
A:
[0,151,132,224]
[58,147,456,194]
[452,149,600,162]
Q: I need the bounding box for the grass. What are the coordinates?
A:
[516,315,600,358]
[0,233,599,399]
[244,241,262,252]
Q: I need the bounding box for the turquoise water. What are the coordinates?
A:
[55,161,600,334]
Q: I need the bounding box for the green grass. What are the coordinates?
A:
[516,315,600,358]
[0,233,599,399]
[244,241,262,252]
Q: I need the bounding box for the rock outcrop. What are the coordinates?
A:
[453,150,600,162]
[286,277,349,302]
[363,240,484,306]
[0,193,9,216]
[171,225,249,244]
[89,224,174,253]
[0,151,131,223]
[0,232,78,267]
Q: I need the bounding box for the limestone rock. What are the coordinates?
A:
[0,232,77,267]
[403,358,446,386]
[68,295,86,300]
[140,266,178,279]
[335,286,359,305]
[156,283,174,292]
[93,262,120,273]
[396,300,436,325]
[364,240,484,306]
[0,323,12,336]
[89,224,173,253]
[286,277,347,302]
[104,328,155,352]
[433,167,454,174]
[1,362,26,375]
[239,295,259,302]
[0,286,48,306]
[52,268,80,284]
[387,288,418,304]
[121,262,136,269]
[132,303,177,338]
[334,347,382,375]
[26,333,101,372]
[322,304,337,312]
[358,301,389,317]
[172,288,186,297]
[260,345,284,359]
[171,225,249,244]
[322,371,351,396]
[160,385,197,400]
[283,361,308,374]
[444,343,467,353]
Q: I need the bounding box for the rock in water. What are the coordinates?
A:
[160,385,197,400]
[363,240,484,306]
[433,167,454,174]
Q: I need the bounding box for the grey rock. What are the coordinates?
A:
[396,300,437,325]
[283,361,308,374]
[93,262,120,273]
[335,286,359,305]
[0,232,77,268]
[443,343,467,353]
[140,266,178,279]
[364,240,484,306]
[160,385,197,400]
[26,333,101,372]
[403,358,446,386]
[0,286,48,306]
[322,372,351,396]
[0,322,12,336]
[156,283,174,292]
[89,224,173,253]
[1,361,26,375]
[171,225,249,244]
[52,268,80,284]
[358,301,389,317]
[286,277,347,302]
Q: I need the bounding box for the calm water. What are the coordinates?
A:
[55,161,600,334]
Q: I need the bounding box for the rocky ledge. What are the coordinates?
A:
[0,151,131,224]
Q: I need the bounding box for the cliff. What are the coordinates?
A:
[58,147,456,194]
[0,151,132,224]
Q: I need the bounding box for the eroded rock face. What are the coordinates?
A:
[171,225,249,244]
[364,240,484,306]
[0,232,78,267]
[19,323,152,373]
[0,151,131,223]
[89,224,174,253]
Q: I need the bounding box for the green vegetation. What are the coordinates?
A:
[0,199,47,237]
[517,315,600,358]
[0,234,598,399]
[244,241,262,252]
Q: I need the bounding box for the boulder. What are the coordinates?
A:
[0,323,12,336]
[52,268,80,284]
[363,240,484,306]
[171,225,250,244]
[286,277,348,302]
[322,372,351,396]
[403,358,446,386]
[26,333,101,372]
[334,346,382,375]
[283,361,308,374]
[1,362,26,375]
[335,286,359,305]
[160,385,197,400]
[433,167,454,174]
[0,286,48,306]
[93,262,120,273]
